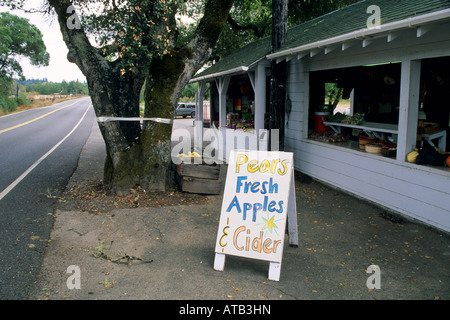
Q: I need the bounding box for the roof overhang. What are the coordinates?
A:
[190,8,450,83]
[190,66,248,83]
[191,57,268,83]
[266,8,450,62]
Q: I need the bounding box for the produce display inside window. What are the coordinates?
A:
[326,112,364,125]
[226,96,255,131]
[227,113,254,130]
[310,131,347,143]
[308,63,404,159]
[407,141,450,167]
[358,134,397,157]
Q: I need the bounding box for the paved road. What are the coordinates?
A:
[0,97,94,299]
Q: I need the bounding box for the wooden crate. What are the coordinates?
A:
[177,163,220,180]
[176,162,222,195]
[180,176,222,195]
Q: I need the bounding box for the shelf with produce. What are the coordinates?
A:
[309,131,398,158]
[323,117,398,141]
[309,112,398,158]
[323,112,398,137]
[324,120,398,133]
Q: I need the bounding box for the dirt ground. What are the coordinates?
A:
[29,123,450,302]
[60,181,210,214]
[30,173,450,301]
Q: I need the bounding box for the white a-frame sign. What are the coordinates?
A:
[214,150,298,281]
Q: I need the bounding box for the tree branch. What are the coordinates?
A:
[187,0,235,71]
[227,14,267,38]
[46,1,84,70]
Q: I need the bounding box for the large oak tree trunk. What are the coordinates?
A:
[103,49,190,194]
[48,0,234,194]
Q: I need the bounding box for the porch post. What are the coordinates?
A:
[255,62,268,134]
[215,76,231,128]
[397,60,421,162]
[194,82,207,153]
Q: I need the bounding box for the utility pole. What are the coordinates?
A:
[269,0,288,151]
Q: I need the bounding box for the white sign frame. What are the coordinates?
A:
[214,150,298,281]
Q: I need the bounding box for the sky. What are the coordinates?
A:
[1,0,86,83]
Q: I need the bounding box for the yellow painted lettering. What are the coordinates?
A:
[259,160,271,173]
[219,226,229,247]
[247,160,259,173]
[271,159,280,173]
[236,154,248,173]
[277,159,289,175]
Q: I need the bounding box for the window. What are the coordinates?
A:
[308,63,401,156]
[410,57,450,168]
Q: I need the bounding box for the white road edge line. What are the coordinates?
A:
[0,103,92,201]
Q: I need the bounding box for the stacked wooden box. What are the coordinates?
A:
[176,160,222,195]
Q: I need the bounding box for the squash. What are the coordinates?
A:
[407,150,419,163]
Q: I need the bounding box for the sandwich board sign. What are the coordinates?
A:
[214,150,298,281]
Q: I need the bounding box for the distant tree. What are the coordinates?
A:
[0,12,49,113]
[25,80,88,95]
[0,12,49,80]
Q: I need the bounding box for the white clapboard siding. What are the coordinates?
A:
[284,31,450,232]
[294,141,450,231]
[301,141,449,207]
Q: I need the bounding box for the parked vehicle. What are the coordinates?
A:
[175,103,196,118]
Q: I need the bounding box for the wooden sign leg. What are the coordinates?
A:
[287,171,299,247]
[268,262,281,281]
[214,253,226,271]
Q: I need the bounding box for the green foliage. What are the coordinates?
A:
[231,0,272,36]
[0,76,12,95]
[0,12,49,80]
[181,82,210,100]
[77,0,187,75]
[0,0,360,108]
[288,0,361,26]
[0,76,15,113]
[0,77,29,113]
[212,0,361,61]
[0,0,361,76]
[16,92,29,106]
[25,80,89,95]
[325,82,341,105]
[0,11,50,113]
[0,77,88,114]
[0,95,17,113]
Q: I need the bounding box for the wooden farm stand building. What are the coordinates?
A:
[190,0,450,232]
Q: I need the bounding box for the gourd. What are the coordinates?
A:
[407,150,419,163]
